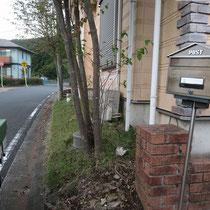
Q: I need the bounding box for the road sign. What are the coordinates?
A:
[0,61,4,67]
[21,61,28,67]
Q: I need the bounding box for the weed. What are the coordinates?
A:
[45,100,136,191]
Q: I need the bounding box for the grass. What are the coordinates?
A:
[45,99,136,191]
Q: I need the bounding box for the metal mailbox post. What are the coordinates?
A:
[166,43,210,210]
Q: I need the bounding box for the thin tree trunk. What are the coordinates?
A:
[54,55,61,101]
[53,0,90,154]
[63,0,93,150]
[84,0,102,156]
[74,2,94,148]
[56,53,63,101]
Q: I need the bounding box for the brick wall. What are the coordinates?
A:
[135,124,210,210]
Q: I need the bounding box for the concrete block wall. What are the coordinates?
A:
[135,124,210,210]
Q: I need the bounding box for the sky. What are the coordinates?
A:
[0,0,26,40]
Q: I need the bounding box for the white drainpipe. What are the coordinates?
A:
[125,0,135,131]
[149,0,162,125]
[116,0,122,90]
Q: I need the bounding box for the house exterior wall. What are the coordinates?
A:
[156,1,210,157]
[12,49,31,79]
[83,1,210,157]
[132,0,154,101]
[11,49,18,63]
[4,48,32,79]
[16,49,31,66]
[119,0,154,100]
[120,0,154,126]
[157,0,180,113]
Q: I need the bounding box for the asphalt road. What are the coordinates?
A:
[0,96,54,210]
[0,84,57,147]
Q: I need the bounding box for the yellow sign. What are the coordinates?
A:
[21,61,28,67]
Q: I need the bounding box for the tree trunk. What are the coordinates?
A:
[84,0,102,156]
[55,53,63,101]
[53,0,90,154]
[74,2,94,148]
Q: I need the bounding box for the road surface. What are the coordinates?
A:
[0,84,57,147]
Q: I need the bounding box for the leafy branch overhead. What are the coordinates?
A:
[111,32,153,68]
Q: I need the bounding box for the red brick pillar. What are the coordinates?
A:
[188,158,210,209]
[136,124,210,209]
[135,124,188,210]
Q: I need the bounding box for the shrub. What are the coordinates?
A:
[2,77,43,86]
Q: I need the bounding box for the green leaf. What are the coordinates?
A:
[121,32,128,38]
[140,48,145,54]
[145,40,150,46]
[137,52,142,61]
[145,40,154,46]
[123,80,126,88]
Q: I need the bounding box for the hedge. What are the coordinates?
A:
[2,77,43,86]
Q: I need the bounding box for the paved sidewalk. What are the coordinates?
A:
[0,87,22,92]
[0,95,55,210]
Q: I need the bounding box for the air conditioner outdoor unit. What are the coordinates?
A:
[100,89,120,122]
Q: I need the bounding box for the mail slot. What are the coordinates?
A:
[166,43,210,101]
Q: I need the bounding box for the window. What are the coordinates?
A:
[22,52,24,59]
[100,0,118,69]
[2,67,11,76]
[0,49,11,56]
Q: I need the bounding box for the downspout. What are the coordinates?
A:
[125,0,135,131]
[116,0,122,90]
[149,0,162,125]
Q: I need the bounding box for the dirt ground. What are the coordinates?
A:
[45,160,143,210]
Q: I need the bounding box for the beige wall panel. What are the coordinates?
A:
[144,5,155,21]
[158,70,168,90]
[140,88,151,99]
[119,0,130,98]
[131,0,154,101]
[133,89,141,99]
[157,0,180,111]
[158,92,176,111]
[133,71,151,86]
[201,109,210,116]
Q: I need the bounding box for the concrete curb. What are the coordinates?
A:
[0,92,55,186]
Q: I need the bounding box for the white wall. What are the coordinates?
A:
[157,112,210,158]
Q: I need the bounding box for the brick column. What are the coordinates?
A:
[135,124,210,210]
[188,158,210,209]
[177,1,210,48]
